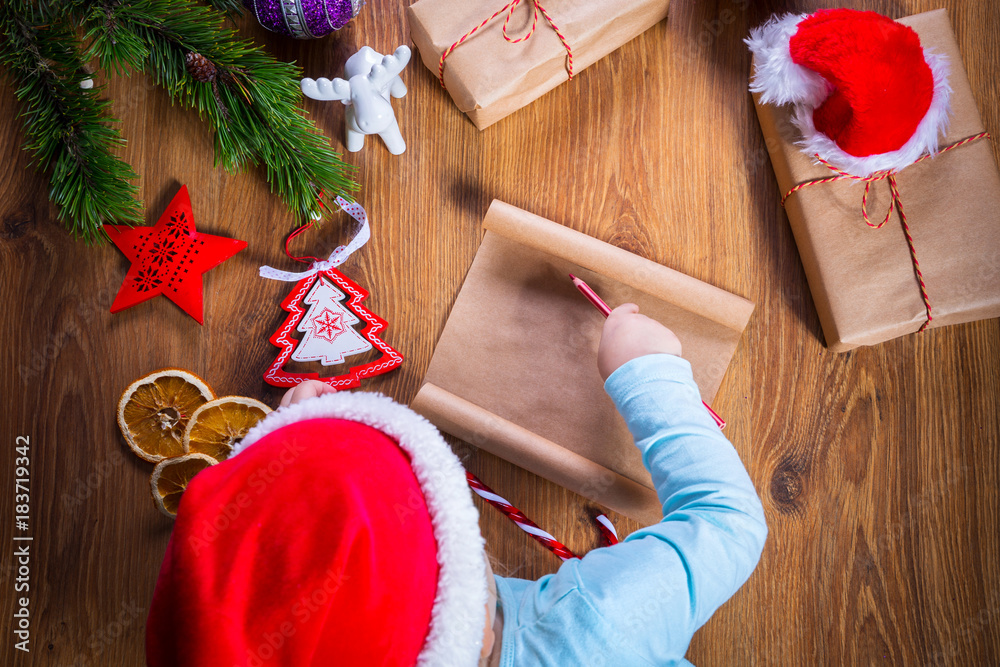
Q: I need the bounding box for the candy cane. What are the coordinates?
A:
[466,472,618,561]
[594,512,619,546]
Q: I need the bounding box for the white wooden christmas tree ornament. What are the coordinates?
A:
[292,277,373,365]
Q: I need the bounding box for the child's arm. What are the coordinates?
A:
[492,305,767,666]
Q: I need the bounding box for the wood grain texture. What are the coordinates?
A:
[1,0,998,664]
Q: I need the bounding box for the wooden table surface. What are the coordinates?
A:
[2,0,998,664]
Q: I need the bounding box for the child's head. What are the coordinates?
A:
[146,389,493,666]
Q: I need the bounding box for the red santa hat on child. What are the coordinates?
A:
[746,8,951,177]
[145,392,488,667]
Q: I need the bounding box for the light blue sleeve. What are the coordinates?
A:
[494,354,767,666]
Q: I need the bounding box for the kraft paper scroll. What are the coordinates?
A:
[410,201,754,524]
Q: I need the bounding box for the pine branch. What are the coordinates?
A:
[0,1,142,242]
[201,0,244,18]
[84,0,358,223]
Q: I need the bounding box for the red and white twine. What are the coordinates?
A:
[438,0,574,89]
[781,132,991,333]
[466,472,617,562]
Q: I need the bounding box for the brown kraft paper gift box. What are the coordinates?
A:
[752,9,1000,352]
[409,200,754,524]
[406,0,669,130]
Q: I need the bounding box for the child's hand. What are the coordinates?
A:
[598,303,682,380]
[279,380,337,408]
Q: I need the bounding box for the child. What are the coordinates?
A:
[146,304,767,666]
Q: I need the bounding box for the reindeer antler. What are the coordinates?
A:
[301,77,352,102]
[367,46,411,91]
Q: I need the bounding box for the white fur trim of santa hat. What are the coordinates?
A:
[746,14,830,108]
[235,391,488,667]
[747,12,952,177]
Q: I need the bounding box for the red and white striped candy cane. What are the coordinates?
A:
[594,512,619,546]
[466,472,618,561]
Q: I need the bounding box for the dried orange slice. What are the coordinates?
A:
[183,396,271,462]
[118,369,215,463]
[150,453,217,517]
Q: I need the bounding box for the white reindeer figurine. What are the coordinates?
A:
[301,45,411,155]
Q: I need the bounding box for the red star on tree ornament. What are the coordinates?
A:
[312,308,345,342]
[105,185,247,324]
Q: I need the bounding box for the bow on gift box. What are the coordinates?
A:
[781,131,991,332]
[438,0,574,88]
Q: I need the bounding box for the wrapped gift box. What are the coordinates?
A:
[751,9,1000,352]
[407,0,669,130]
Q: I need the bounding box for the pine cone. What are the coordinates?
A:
[185,52,217,83]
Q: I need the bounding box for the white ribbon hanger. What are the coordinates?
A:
[259,197,371,281]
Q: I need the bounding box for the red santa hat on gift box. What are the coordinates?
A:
[746,8,952,177]
[145,392,488,667]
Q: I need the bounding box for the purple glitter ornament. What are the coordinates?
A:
[244,0,362,39]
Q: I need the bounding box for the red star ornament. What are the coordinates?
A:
[105,185,247,324]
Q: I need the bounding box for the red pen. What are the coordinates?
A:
[568,273,727,430]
